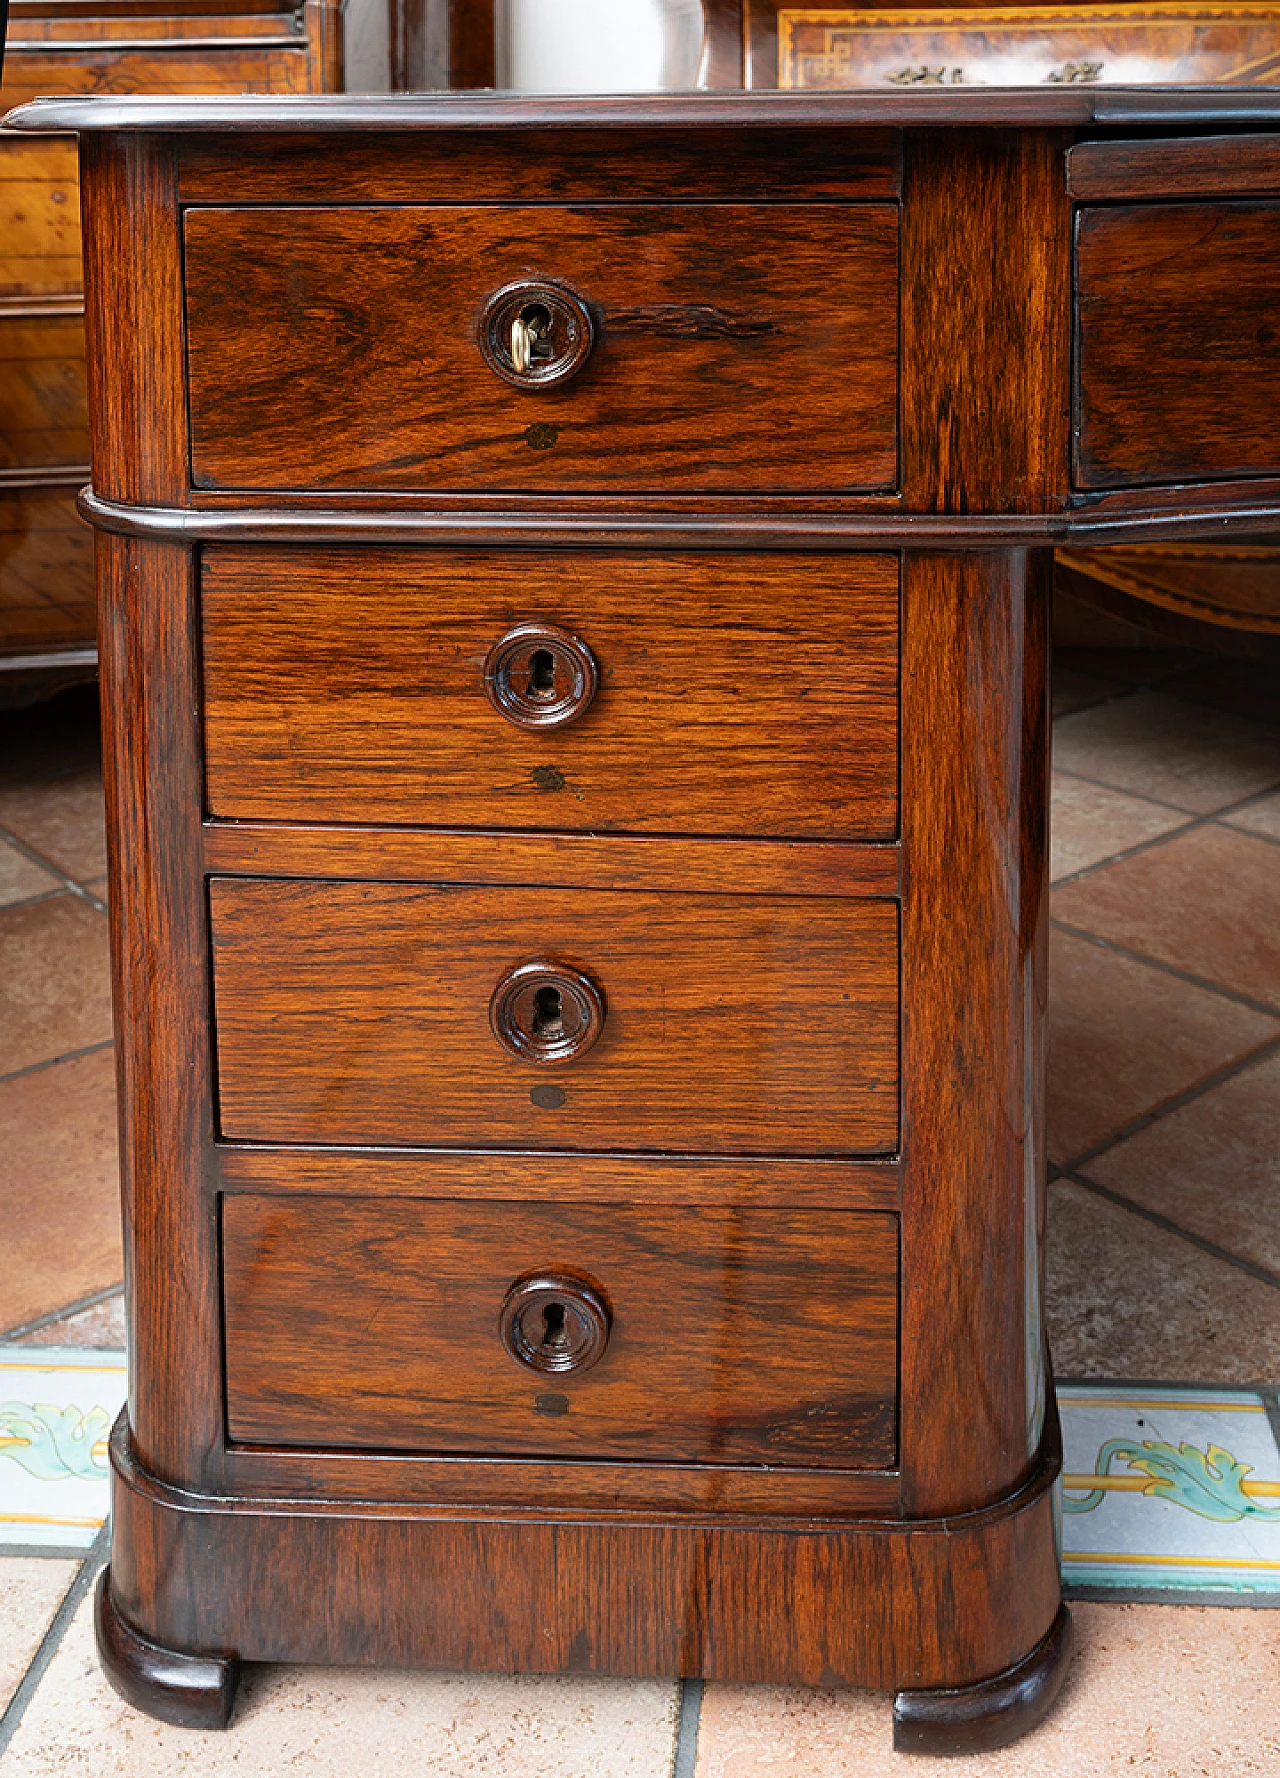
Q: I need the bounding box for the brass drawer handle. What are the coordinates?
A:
[489,956,606,1065]
[479,279,594,389]
[500,1272,611,1377]
[483,621,598,731]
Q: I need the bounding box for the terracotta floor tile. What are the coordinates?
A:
[1046,1178,1280,1383]
[1083,1047,1280,1278]
[1046,928,1278,1166]
[1052,689,1280,814]
[0,1589,681,1777]
[0,896,113,1078]
[0,842,59,911]
[1051,667,1120,719]
[1049,774,1187,883]
[14,1292,125,1350]
[0,1557,79,1714]
[0,771,107,886]
[1223,789,1280,842]
[1053,825,1280,1008]
[694,1603,1279,1776]
[0,1048,121,1335]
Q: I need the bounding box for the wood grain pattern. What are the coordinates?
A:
[0,483,95,657]
[209,877,900,1153]
[902,128,1073,515]
[1075,201,1280,490]
[222,1194,900,1468]
[201,548,899,840]
[109,1413,1063,1689]
[183,203,899,494]
[0,136,82,299]
[897,549,1050,1516]
[0,309,88,471]
[1068,131,1280,199]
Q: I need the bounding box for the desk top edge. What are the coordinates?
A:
[10,87,1280,135]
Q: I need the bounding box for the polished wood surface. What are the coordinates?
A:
[17,87,1280,1749]
[1075,200,1280,489]
[209,877,900,1152]
[201,548,899,839]
[183,202,899,494]
[222,1194,900,1467]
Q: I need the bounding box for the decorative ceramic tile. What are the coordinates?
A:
[0,1349,125,1550]
[1059,1383,1280,1595]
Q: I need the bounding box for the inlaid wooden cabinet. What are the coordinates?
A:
[9,84,1280,1755]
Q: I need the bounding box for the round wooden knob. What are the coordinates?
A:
[478,279,595,389]
[489,957,606,1065]
[483,622,598,731]
[500,1273,610,1376]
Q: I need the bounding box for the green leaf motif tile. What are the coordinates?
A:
[1064,1437,1280,1523]
[0,1349,127,1550]
[0,1402,112,1482]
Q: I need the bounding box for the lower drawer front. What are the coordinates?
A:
[222,1194,899,1470]
[210,877,900,1155]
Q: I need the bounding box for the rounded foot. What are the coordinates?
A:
[95,1565,241,1729]
[892,1603,1073,1757]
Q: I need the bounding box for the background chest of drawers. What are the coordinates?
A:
[16,83,1280,1756]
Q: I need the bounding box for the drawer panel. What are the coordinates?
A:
[210,878,900,1155]
[201,549,899,841]
[183,204,899,493]
[222,1193,900,1469]
[1074,201,1280,490]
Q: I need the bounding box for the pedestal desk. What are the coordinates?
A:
[9,86,1280,1756]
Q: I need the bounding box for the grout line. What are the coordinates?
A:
[1047,764,1204,817]
[1049,919,1280,1019]
[0,1521,109,1760]
[0,1038,114,1090]
[0,826,107,916]
[0,1544,95,1562]
[1050,777,1280,890]
[1259,1386,1280,1461]
[1216,815,1280,851]
[0,889,71,915]
[1063,1582,1280,1609]
[672,1678,704,1778]
[1059,1169,1280,1293]
[0,1283,125,1346]
[1052,1034,1280,1176]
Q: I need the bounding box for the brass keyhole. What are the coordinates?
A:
[531,984,565,1041]
[527,648,557,699]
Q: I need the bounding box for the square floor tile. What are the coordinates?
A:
[693,1602,1279,1775]
[1060,1384,1280,1594]
[0,1557,79,1714]
[1052,690,1280,815]
[1053,825,1280,1008]
[1083,1047,1280,1278]
[1223,789,1280,842]
[1046,928,1278,1166]
[0,844,59,913]
[1049,774,1186,883]
[0,1590,681,1778]
[0,772,106,888]
[0,1350,125,1550]
[0,896,113,1078]
[14,1294,126,1353]
[1045,1180,1280,1384]
[0,1047,122,1335]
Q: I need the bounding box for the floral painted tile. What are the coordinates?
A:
[0,1348,125,1550]
[1059,1383,1280,1595]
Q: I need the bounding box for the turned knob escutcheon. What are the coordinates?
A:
[500,1272,611,1376]
[489,956,606,1065]
[478,279,595,388]
[483,622,599,731]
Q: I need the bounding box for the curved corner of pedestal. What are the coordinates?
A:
[891,1602,1073,1757]
[95,1564,241,1731]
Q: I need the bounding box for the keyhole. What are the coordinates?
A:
[527,648,557,700]
[521,303,554,359]
[531,984,564,1039]
[540,1300,571,1354]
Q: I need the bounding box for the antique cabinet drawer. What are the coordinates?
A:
[222,1193,899,1469]
[201,548,899,841]
[210,877,900,1154]
[1074,201,1280,490]
[183,203,899,493]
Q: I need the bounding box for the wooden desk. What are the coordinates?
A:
[7,87,1280,1756]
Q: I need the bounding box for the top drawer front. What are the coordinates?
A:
[1074,201,1280,490]
[183,204,899,494]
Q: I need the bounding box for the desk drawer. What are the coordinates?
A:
[222,1193,899,1469]
[210,877,900,1155]
[1074,201,1280,490]
[183,203,899,494]
[201,549,899,841]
